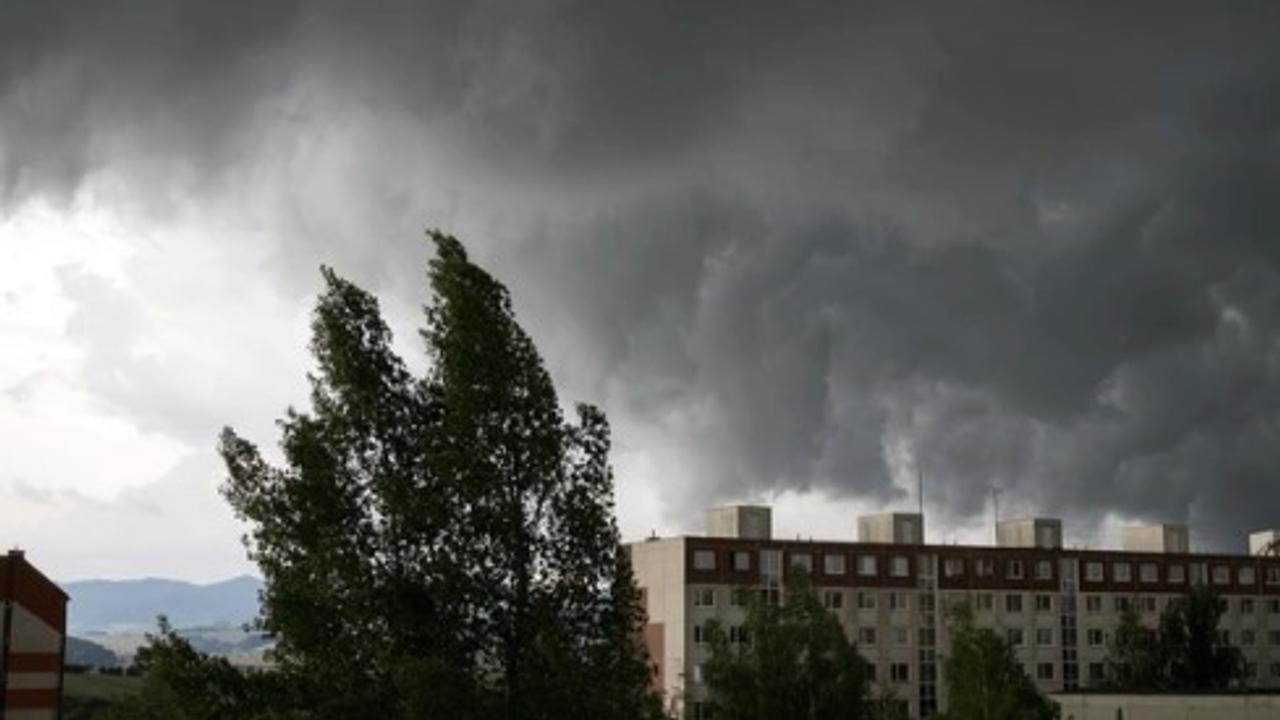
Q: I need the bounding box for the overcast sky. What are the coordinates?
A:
[3,2,1280,581]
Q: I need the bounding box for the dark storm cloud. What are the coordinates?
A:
[5,1,1280,548]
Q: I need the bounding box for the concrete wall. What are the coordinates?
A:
[705,506,771,539]
[997,518,1063,549]
[1053,694,1280,720]
[1124,525,1190,554]
[630,538,687,716]
[858,513,924,545]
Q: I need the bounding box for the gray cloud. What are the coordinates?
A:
[5,2,1280,551]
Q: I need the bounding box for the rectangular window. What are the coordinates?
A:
[944,558,965,577]
[1088,663,1105,684]
[730,588,748,607]
[1190,563,1207,585]
[1217,629,1231,645]
[894,627,910,646]
[1035,560,1053,580]
[1036,663,1055,681]
[1035,594,1053,613]
[858,591,877,610]
[1087,629,1105,646]
[694,624,709,644]
[1269,599,1280,614]
[1085,562,1104,582]
[1114,597,1131,613]
[1113,563,1131,583]
[976,593,994,612]
[790,552,813,573]
[859,627,877,645]
[692,663,705,685]
[1241,598,1255,614]
[1272,662,1280,678]
[976,558,995,577]
[1213,565,1231,585]
[1085,595,1102,613]
[1240,566,1257,585]
[1270,630,1280,645]
[824,553,847,576]
[888,592,908,611]
[1007,628,1024,646]
[1139,563,1158,583]
[890,663,909,683]
[1266,566,1280,585]
[1167,564,1186,584]
[693,550,717,571]
[1139,596,1157,614]
[890,556,910,578]
[733,551,752,572]
[1007,560,1024,580]
[918,628,936,647]
[693,588,716,607]
[1242,630,1257,646]
[1036,628,1054,646]
[729,625,749,644]
[1005,593,1023,613]
[824,590,844,610]
[858,555,878,576]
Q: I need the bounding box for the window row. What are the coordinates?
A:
[691,548,911,577]
[942,557,1055,581]
[1082,561,1280,586]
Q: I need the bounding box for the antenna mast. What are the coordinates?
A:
[991,487,1002,545]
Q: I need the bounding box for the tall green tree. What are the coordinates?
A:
[938,603,1059,720]
[1104,585,1243,691]
[703,571,874,720]
[220,232,660,719]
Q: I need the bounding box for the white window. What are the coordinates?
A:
[976,558,995,577]
[1266,566,1280,585]
[1241,598,1255,614]
[1036,628,1054,646]
[944,558,965,577]
[890,556,910,578]
[824,553,847,576]
[733,551,752,572]
[824,590,844,610]
[1085,562,1104,582]
[890,663,909,683]
[1007,560,1024,580]
[1139,563,1158,583]
[693,550,717,571]
[693,588,716,607]
[888,592,909,611]
[1006,594,1023,613]
[1113,563,1131,583]
[1035,594,1053,613]
[1035,560,1053,580]
[1085,595,1102,613]
[858,591,877,610]
[1167,564,1186,584]
[894,627,910,646]
[1037,663,1055,681]
[976,593,994,611]
[1213,565,1231,585]
[859,627,877,645]
[790,552,813,573]
[1087,629,1105,646]
[858,555,878,576]
[694,624,710,644]
[1007,628,1024,646]
[692,663,705,684]
[760,549,782,583]
[1240,566,1257,585]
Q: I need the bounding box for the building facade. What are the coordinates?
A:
[629,507,1280,719]
[0,550,68,720]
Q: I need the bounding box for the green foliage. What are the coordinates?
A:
[215,232,660,719]
[703,570,874,720]
[938,603,1059,720]
[1105,585,1244,691]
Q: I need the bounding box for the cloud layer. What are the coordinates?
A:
[3,1,1280,569]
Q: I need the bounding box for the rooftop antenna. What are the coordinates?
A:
[991,487,1003,545]
[917,466,925,544]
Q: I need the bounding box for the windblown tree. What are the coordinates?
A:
[938,603,1059,720]
[218,233,661,719]
[703,571,876,720]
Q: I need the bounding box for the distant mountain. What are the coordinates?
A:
[61,575,263,634]
[65,636,121,668]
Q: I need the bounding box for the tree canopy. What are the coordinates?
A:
[1105,585,1244,691]
[938,602,1059,720]
[702,571,879,720]
[195,232,661,718]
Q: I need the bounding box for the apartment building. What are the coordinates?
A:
[1,550,68,720]
[629,507,1280,719]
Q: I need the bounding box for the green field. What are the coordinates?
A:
[63,672,143,701]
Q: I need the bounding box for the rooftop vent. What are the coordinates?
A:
[857,512,924,545]
[997,518,1063,549]
[705,505,772,540]
[1122,523,1189,554]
